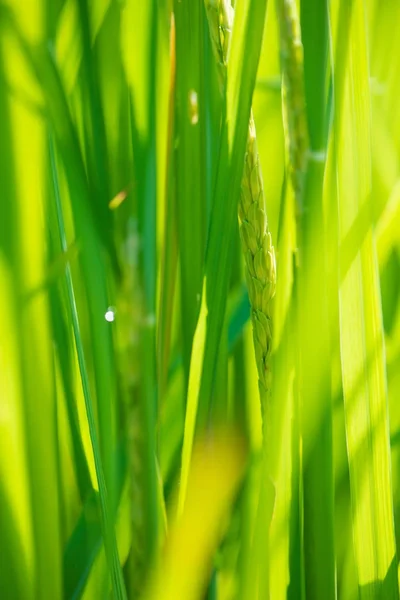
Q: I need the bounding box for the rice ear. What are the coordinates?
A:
[204,0,276,402]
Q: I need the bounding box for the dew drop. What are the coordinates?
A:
[105,307,116,322]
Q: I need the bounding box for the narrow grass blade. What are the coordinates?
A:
[0,260,34,600]
[332,0,399,596]
[178,281,208,514]
[158,14,178,402]
[376,181,400,269]
[55,0,111,94]
[147,428,247,600]
[122,0,161,588]
[75,0,117,271]
[0,11,62,596]
[300,0,329,153]
[48,269,93,504]
[63,443,128,599]
[280,0,337,596]
[50,139,127,600]
[268,182,302,599]
[174,0,207,380]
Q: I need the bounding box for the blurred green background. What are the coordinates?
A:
[1,0,400,599]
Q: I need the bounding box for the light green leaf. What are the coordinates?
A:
[333,1,399,596]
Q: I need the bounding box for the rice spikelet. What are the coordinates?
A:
[204,0,276,401]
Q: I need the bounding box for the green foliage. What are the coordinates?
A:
[0,1,400,599]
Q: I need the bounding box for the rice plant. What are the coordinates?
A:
[1,1,400,599]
